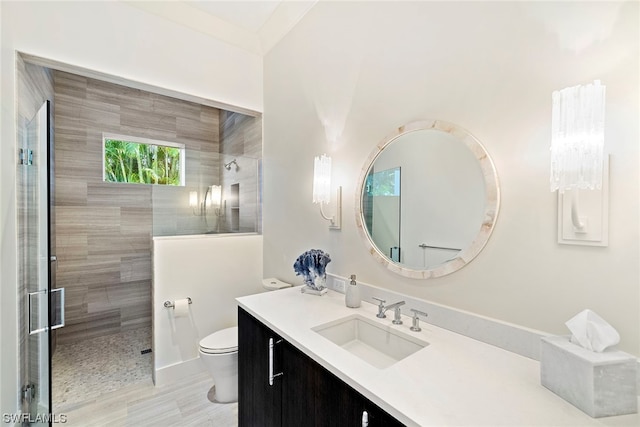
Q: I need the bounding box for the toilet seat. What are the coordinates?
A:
[199,326,238,355]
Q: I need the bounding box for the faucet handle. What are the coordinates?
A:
[410,309,428,332]
[372,296,385,304]
[372,297,386,318]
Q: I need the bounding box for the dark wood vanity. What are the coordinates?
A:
[238,307,405,427]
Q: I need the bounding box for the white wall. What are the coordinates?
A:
[152,234,263,385]
[263,1,639,356]
[1,1,262,417]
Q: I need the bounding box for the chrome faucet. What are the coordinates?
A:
[409,308,428,332]
[372,297,405,324]
[387,301,406,325]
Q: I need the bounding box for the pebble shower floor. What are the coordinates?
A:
[52,327,152,410]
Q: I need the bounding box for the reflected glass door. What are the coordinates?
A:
[364,167,401,262]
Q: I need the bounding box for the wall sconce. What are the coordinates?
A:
[189,191,199,214]
[313,154,342,230]
[551,79,608,246]
[190,185,224,217]
[209,184,222,207]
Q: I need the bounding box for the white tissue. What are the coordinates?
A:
[173,298,190,318]
[565,309,620,352]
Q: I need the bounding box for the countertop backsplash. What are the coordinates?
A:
[325,272,640,395]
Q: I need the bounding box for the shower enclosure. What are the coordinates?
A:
[151,154,261,237]
[16,57,262,419]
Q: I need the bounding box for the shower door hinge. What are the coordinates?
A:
[19,148,33,166]
[21,383,36,403]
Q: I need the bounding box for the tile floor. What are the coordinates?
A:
[52,327,153,410]
[53,372,238,426]
[52,327,237,426]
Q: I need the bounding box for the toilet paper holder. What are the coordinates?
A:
[164,297,192,308]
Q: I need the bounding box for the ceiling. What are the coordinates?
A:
[185,1,282,33]
[124,0,317,55]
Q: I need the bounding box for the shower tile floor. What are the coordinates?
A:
[52,327,153,411]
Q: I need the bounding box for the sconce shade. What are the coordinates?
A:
[209,185,222,206]
[550,80,605,193]
[313,154,332,204]
[189,191,198,208]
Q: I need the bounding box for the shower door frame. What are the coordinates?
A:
[20,100,60,425]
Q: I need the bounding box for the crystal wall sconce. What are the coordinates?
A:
[313,154,341,230]
[551,80,609,246]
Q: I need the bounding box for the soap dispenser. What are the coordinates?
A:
[345,274,361,308]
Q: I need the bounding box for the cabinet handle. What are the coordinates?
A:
[362,410,369,427]
[268,337,283,386]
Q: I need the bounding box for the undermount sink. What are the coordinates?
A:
[312,314,428,369]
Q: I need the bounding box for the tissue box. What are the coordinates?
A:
[540,335,637,418]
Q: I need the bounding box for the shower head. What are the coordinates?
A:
[224,159,238,171]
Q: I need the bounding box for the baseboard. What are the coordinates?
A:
[154,356,206,387]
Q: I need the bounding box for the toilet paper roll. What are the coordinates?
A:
[173,298,190,318]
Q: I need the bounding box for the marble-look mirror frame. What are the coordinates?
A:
[355,119,500,279]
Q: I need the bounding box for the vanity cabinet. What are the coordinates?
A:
[238,307,404,427]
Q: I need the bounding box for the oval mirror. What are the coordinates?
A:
[355,119,500,279]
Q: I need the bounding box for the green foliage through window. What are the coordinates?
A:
[366,167,401,196]
[104,137,183,186]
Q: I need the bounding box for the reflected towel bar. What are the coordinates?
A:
[418,244,461,251]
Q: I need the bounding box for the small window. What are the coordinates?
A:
[103,133,185,186]
[366,167,401,196]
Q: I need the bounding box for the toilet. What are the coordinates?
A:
[198,278,292,402]
[199,326,239,403]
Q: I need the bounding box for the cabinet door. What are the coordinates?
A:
[280,339,319,427]
[313,361,405,427]
[239,307,405,427]
[283,339,405,427]
[359,395,406,427]
[238,307,283,427]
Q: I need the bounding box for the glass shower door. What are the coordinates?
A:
[21,100,62,425]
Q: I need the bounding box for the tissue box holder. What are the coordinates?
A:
[540,335,637,418]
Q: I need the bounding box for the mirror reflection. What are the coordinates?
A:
[357,120,499,279]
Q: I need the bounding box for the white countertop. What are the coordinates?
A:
[237,287,640,426]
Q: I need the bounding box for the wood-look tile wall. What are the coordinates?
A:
[53,71,222,344]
